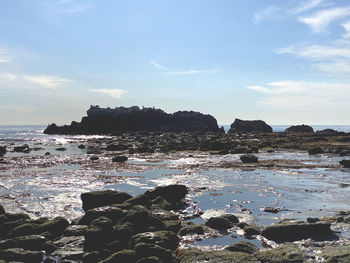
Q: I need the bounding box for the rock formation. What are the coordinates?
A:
[228,119,273,133]
[44,106,222,135]
[285,124,314,133]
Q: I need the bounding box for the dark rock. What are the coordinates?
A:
[136,256,162,263]
[240,154,258,163]
[256,243,306,263]
[225,241,258,254]
[82,251,100,263]
[44,106,222,135]
[14,144,29,153]
[38,217,69,237]
[112,222,135,243]
[205,217,232,230]
[81,190,132,212]
[308,146,323,155]
[285,125,314,133]
[52,236,85,261]
[79,206,123,225]
[0,205,5,215]
[55,147,67,151]
[261,221,333,242]
[84,217,114,251]
[0,239,18,250]
[122,207,165,233]
[244,224,261,236]
[78,144,86,149]
[134,243,173,262]
[145,184,188,207]
[15,235,47,251]
[228,119,272,133]
[179,222,206,236]
[307,217,320,223]
[129,231,180,251]
[321,244,350,263]
[64,225,88,236]
[112,155,128,163]
[106,144,128,151]
[261,206,283,213]
[340,160,350,168]
[0,248,44,263]
[100,249,136,263]
[89,155,99,161]
[0,146,6,156]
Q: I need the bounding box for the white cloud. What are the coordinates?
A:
[164,68,219,75]
[90,89,127,99]
[342,21,350,38]
[247,80,350,111]
[291,0,325,14]
[316,61,350,74]
[21,74,72,89]
[149,60,167,70]
[253,6,281,23]
[0,49,11,63]
[299,6,350,33]
[277,43,350,60]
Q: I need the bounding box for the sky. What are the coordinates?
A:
[0,0,350,125]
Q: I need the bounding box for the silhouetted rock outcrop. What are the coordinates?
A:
[228,118,272,133]
[285,125,314,133]
[44,106,222,135]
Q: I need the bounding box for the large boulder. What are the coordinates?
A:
[0,146,6,156]
[81,190,132,212]
[285,125,314,133]
[261,221,333,242]
[228,119,272,133]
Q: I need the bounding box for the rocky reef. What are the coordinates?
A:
[285,124,314,133]
[228,119,273,133]
[44,106,222,135]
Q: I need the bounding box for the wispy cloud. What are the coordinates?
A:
[21,74,72,89]
[247,80,350,110]
[342,21,350,38]
[276,43,350,60]
[0,49,11,63]
[299,6,350,33]
[253,6,281,23]
[164,68,219,75]
[149,60,168,70]
[291,0,326,14]
[90,89,127,99]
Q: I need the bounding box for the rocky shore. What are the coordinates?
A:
[1,185,350,263]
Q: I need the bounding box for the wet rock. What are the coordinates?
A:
[261,206,283,213]
[151,196,172,210]
[100,249,136,263]
[122,206,165,232]
[52,236,85,261]
[89,156,99,161]
[0,146,6,155]
[38,217,69,238]
[205,215,234,230]
[308,146,324,155]
[228,119,273,133]
[135,243,173,262]
[0,248,44,263]
[244,224,261,236]
[177,247,259,263]
[84,217,114,251]
[78,144,86,149]
[0,239,18,250]
[285,125,314,133]
[225,241,258,254]
[64,225,88,236]
[0,205,5,215]
[82,251,100,263]
[240,154,258,163]
[145,184,188,207]
[14,144,30,152]
[137,146,154,153]
[261,221,333,242]
[55,147,67,151]
[112,222,135,243]
[14,235,47,251]
[106,144,128,151]
[255,243,306,263]
[179,222,206,236]
[321,244,350,263]
[78,206,123,225]
[340,160,350,168]
[129,231,180,251]
[81,190,132,212]
[307,217,320,223]
[136,256,162,263]
[112,155,128,162]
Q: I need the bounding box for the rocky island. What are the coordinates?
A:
[44,106,223,135]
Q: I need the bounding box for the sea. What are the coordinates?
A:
[1,125,350,249]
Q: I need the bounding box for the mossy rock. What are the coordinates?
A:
[255,243,306,263]
[321,244,350,263]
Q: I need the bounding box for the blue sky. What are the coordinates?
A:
[0,0,350,125]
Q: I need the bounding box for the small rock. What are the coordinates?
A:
[112,156,128,163]
[340,160,350,168]
[81,190,132,212]
[225,241,258,254]
[240,154,258,163]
